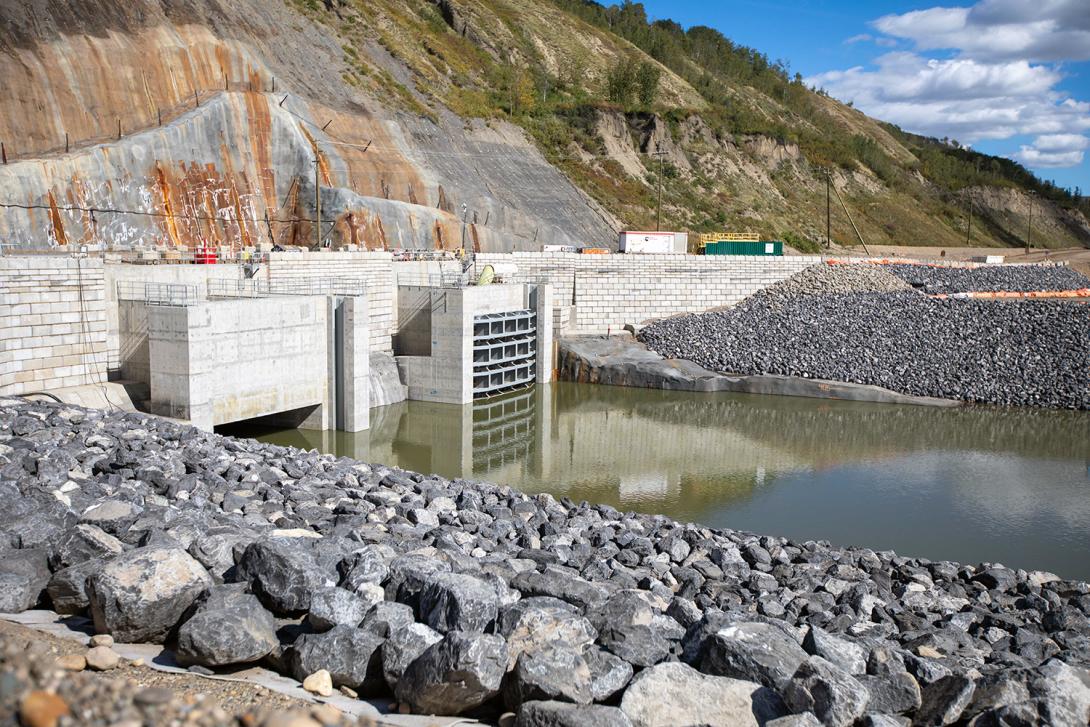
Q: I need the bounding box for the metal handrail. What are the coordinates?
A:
[207,277,366,298]
[116,281,201,306]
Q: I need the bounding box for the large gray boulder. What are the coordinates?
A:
[803,626,867,675]
[291,624,385,691]
[503,643,594,709]
[362,601,416,638]
[0,572,37,613]
[306,586,373,631]
[511,566,610,612]
[1030,659,1090,727]
[783,657,871,727]
[419,572,499,634]
[175,585,278,667]
[858,671,922,714]
[0,548,50,612]
[87,547,211,643]
[49,524,125,570]
[339,545,391,592]
[395,631,507,715]
[701,621,808,690]
[585,647,634,702]
[915,673,975,726]
[46,558,107,614]
[596,591,674,668]
[382,621,443,690]
[237,538,328,615]
[385,554,451,607]
[516,700,633,727]
[498,597,598,669]
[619,661,785,727]
[79,500,141,535]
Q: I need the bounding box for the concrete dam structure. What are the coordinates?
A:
[0,248,817,430]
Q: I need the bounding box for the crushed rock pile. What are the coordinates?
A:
[639,266,1089,409]
[1,398,1090,726]
[760,264,913,299]
[884,263,1090,294]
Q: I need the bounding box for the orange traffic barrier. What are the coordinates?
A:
[932,289,1090,300]
[825,258,990,269]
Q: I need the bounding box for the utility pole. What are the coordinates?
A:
[652,143,667,231]
[1026,196,1033,250]
[831,183,870,255]
[826,171,831,248]
[314,157,322,249]
[461,202,468,252]
[966,189,972,245]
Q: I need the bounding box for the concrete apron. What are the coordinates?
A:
[2,611,473,727]
[559,335,962,408]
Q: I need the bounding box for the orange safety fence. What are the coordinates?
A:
[824,258,993,269]
[932,289,1090,300]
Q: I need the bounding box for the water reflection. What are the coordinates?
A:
[245,383,1090,580]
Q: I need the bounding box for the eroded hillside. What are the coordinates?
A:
[0,0,1087,251]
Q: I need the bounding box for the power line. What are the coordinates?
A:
[0,201,325,226]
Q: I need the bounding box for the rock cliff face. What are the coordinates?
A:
[0,0,1086,252]
[0,0,613,250]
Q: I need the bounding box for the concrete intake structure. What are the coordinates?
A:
[394,283,553,404]
[117,289,370,432]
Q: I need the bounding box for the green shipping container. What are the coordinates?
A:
[705,240,783,256]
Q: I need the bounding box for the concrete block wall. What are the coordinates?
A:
[0,255,107,395]
[476,252,820,333]
[104,260,243,372]
[147,296,332,430]
[266,252,395,353]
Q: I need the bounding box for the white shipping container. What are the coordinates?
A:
[618,231,677,254]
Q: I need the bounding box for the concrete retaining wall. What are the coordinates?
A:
[104,261,243,371]
[3,251,820,400]
[475,252,820,333]
[0,256,107,395]
[266,252,395,353]
[147,296,334,430]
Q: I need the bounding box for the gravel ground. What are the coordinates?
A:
[0,619,371,726]
[884,263,1090,293]
[761,264,912,298]
[2,398,1090,727]
[638,266,1090,410]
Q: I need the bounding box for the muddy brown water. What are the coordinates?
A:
[226,383,1090,582]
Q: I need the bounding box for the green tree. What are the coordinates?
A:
[635,61,661,107]
[606,58,636,106]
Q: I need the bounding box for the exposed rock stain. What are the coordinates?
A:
[47,191,68,245]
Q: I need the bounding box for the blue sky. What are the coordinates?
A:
[640,0,1090,193]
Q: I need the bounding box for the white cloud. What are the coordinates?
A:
[806,0,1090,172]
[1032,133,1090,152]
[1010,133,1089,167]
[1010,147,1084,167]
[845,33,899,48]
[806,54,1089,143]
[874,0,1090,62]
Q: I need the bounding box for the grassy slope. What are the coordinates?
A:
[292,0,1090,251]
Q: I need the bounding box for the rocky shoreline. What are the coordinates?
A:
[2,397,1090,726]
[557,335,961,408]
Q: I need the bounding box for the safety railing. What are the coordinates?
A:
[206,277,366,299]
[116,281,201,306]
